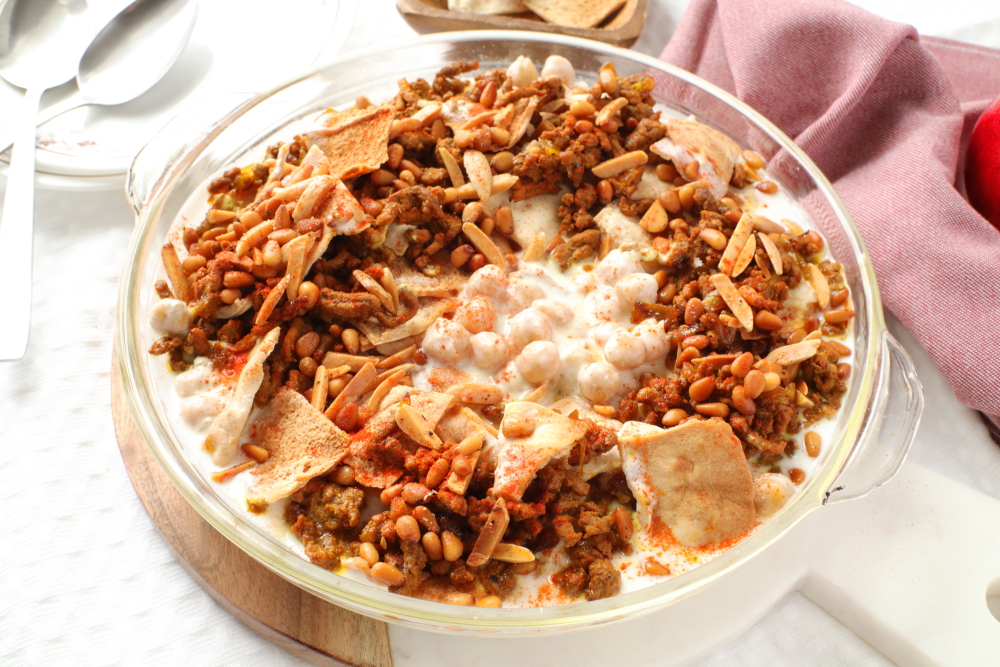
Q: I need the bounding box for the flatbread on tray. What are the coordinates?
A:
[247,387,351,503]
[618,420,755,548]
[304,106,394,180]
[523,0,626,28]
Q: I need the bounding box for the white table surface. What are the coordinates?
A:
[3,1,1000,665]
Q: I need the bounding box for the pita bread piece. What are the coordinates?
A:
[247,388,351,503]
[448,0,528,13]
[550,397,622,480]
[594,202,652,251]
[388,256,467,298]
[353,297,459,347]
[650,120,741,199]
[303,105,394,180]
[523,0,626,28]
[618,420,755,548]
[207,328,281,466]
[493,401,589,500]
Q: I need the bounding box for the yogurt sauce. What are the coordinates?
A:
[149,100,853,606]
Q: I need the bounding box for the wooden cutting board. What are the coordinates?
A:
[110,356,393,667]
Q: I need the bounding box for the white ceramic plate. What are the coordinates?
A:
[0,0,355,189]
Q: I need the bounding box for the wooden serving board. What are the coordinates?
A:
[111,356,394,667]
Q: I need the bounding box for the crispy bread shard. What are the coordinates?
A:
[493,401,589,500]
[207,328,281,466]
[594,202,652,250]
[388,257,466,297]
[618,420,755,548]
[522,0,626,28]
[247,388,351,503]
[650,120,741,198]
[304,106,394,180]
[353,297,459,346]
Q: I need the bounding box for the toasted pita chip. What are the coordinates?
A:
[353,297,459,347]
[504,96,538,149]
[523,0,625,29]
[345,405,406,489]
[440,97,489,132]
[493,402,589,500]
[650,120,741,199]
[409,391,457,430]
[304,106,394,180]
[207,328,281,466]
[416,366,474,393]
[388,256,467,297]
[246,388,350,503]
[618,420,755,548]
[437,406,495,444]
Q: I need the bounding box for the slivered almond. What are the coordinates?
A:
[523,232,547,262]
[592,150,648,179]
[372,363,414,391]
[521,381,549,403]
[161,244,191,302]
[751,215,785,234]
[460,110,497,130]
[324,362,377,420]
[235,219,274,257]
[709,273,754,332]
[312,364,329,412]
[447,383,503,405]
[462,222,505,268]
[444,449,480,495]
[640,199,668,233]
[376,344,416,369]
[322,352,373,373]
[411,102,442,125]
[380,267,399,312]
[460,406,499,438]
[284,234,314,300]
[210,460,256,483]
[504,97,537,148]
[206,209,237,225]
[491,173,518,194]
[293,175,337,220]
[796,391,815,408]
[765,339,822,366]
[595,97,628,127]
[353,269,394,312]
[396,403,443,449]
[437,146,465,187]
[719,213,755,276]
[326,364,352,379]
[490,543,535,563]
[466,498,510,567]
[807,263,830,309]
[464,150,492,201]
[757,232,783,274]
[804,330,823,341]
[782,219,804,236]
[255,274,290,325]
[366,368,407,413]
[731,233,757,278]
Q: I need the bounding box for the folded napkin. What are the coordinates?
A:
[660,0,1000,435]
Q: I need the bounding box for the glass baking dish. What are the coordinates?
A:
[116,31,923,634]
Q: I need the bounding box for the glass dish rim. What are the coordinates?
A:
[116,29,885,634]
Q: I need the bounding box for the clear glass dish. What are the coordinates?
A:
[116,31,923,634]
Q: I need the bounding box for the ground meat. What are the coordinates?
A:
[623,117,666,153]
[585,558,621,600]
[285,480,365,571]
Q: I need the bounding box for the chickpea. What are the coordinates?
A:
[578,362,621,403]
[604,329,645,370]
[295,331,320,359]
[597,248,644,286]
[506,55,538,87]
[505,278,546,314]
[507,308,552,350]
[422,318,471,364]
[491,151,515,173]
[469,331,512,370]
[634,319,670,363]
[515,341,562,383]
[453,297,496,334]
[753,473,795,517]
[464,264,509,301]
[532,299,574,326]
[541,54,574,85]
[615,273,658,305]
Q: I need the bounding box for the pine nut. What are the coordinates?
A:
[402,483,431,505]
[685,298,704,325]
[445,592,474,606]
[495,206,514,235]
[613,506,633,541]
[642,559,671,576]
[491,151,514,172]
[756,181,778,194]
[475,595,502,608]
[331,465,355,486]
[296,331,320,358]
[659,189,681,214]
[805,431,821,457]
[451,244,476,268]
[425,458,451,489]
[569,99,595,117]
[656,163,678,182]
[379,483,403,506]
[422,531,443,560]
[699,228,728,251]
[694,402,729,417]
[731,385,756,416]
[412,505,440,532]
[442,531,464,561]
[743,369,766,398]
[396,515,421,543]
[451,455,473,477]
[359,542,380,566]
[241,443,270,463]
[182,254,207,273]
[370,562,405,587]
[824,309,855,324]
[456,433,483,456]
[662,408,688,427]
[789,468,805,485]
[689,376,716,403]
[730,352,754,378]
[341,328,360,355]
[755,311,784,331]
[387,143,403,169]
[763,372,782,392]
[223,271,254,289]
[219,288,241,304]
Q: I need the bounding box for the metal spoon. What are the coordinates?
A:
[0,0,198,360]
[0,0,91,360]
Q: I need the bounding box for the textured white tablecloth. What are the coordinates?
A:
[3,1,1000,665]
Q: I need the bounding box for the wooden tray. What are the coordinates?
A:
[396,0,647,48]
[111,356,393,667]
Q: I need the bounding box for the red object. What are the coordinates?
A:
[966,94,1000,229]
[659,0,1000,426]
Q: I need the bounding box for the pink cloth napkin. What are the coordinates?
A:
[660,0,1000,434]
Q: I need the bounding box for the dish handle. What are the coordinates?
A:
[823,330,923,505]
[126,92,258,218]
